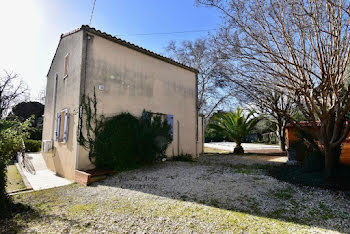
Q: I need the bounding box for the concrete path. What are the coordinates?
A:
[204,142,280,152]
[17,152,72,191]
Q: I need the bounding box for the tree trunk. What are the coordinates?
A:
[280,136,286,152]
[277,121,286,152]
[324,145,337,176]
[233,143,244,154]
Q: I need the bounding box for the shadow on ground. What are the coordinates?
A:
[0,198,88,233]
[0,202,36,233]
[92,152,349,233]
[3,152,349,232]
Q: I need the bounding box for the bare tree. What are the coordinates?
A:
[166,39,233,119]
[0,71,28,118]
[198,0,350,174]
[235,82,295,151]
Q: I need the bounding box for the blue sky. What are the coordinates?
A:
[0,0,221,99]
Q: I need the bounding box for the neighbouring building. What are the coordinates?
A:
[285,122,350,165]
[42,25,204,180]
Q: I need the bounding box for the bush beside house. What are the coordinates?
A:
[0,118,31,217]
[80,110,172,171]
[24,139,41,152]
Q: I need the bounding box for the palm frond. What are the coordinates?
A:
[208,108,263,145]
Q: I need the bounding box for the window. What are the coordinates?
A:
[56,109,69,143]
[166,114,174,139]
[142,112,174,140]
[64,54,69,77]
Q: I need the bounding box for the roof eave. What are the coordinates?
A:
[81,25,199,74]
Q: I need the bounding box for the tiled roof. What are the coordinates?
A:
[61,25,198,73]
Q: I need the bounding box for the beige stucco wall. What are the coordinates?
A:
[42,31,84,180]
[197,116,204,154]
[77,32,198,170]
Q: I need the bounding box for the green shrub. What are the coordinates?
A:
[205,127,227,142]
[24,139,41,152]
[29,128,42,140]
[93,111,172,171]
[94,113,139,170]
[137,111,172,163]
[0,118,31,216]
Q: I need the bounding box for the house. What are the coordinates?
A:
[42,25,204,180]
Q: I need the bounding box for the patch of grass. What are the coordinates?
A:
[111,196,318,233]
[270,187,294,200]
[269,208,288,219]
[234,167,256,174]
[338,211,350,219]
[69,203,98,215]
[203,147,230,154]
[229,164,273,175]
[235,195,260,213]
[209,198,220,207]
[4,177,344,233]
[318,202,335,220]
[6,164,26,193]
[0,200,34,219]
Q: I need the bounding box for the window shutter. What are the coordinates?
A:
[166,114,174,140]
[56,112,61,141]
[62,109,69,143]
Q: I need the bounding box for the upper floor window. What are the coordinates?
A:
[64,54,69,77]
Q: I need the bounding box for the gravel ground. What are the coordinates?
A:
[2,154,350,233]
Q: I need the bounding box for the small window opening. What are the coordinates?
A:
[64,54,69,77]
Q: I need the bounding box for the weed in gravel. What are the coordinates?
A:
[229,164,273,175]
[269,208,287,219]
[318,202,335,220]
[252,176,263,181]
[234,167,256,174]
[270,187,295,200]
[209,199,220,207]
[69,203,98,215]
[235,195,260,213]
[338,211,350,219]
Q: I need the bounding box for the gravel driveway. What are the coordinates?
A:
[2,154,350,233]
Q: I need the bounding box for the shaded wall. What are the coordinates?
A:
[42,31,84,180]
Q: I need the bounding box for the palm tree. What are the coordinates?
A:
[208,108,263,154]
